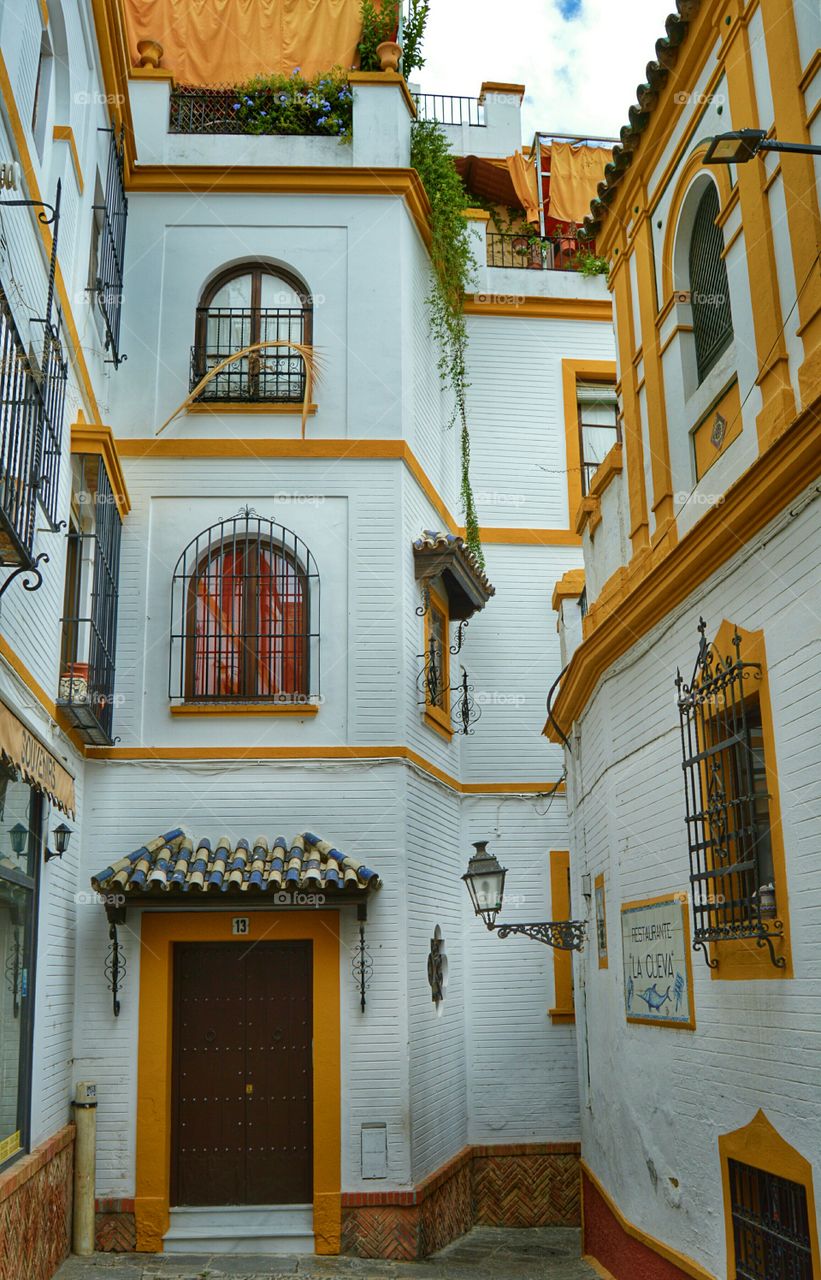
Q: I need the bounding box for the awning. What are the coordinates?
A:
[92,829,381,900]
[413,531,495,621]
[0,701,76,817]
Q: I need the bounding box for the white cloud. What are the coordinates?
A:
[415,0,675,143]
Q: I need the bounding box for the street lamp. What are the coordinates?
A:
[462,840,586,951]
[9,823,27,857]
[45,822,72,863]
[704,129,821,165]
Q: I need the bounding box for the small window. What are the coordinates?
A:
[728,1160,812,1279]
[676,621,785,971]
[169,512,320,705]
[31,31,53,159]
[421,586,452,737]
[192,264,312,403]
[88,128,128,367]
[689,183,733,383]
[577,383,619,495]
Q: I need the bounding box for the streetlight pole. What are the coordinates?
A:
[704,129,821,165]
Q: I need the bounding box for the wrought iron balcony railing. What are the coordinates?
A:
[191,306,308,403]
[486,231,582,272]
[0,287,66,568]
[413,94,485,127]
[58,459,122,746]
[170,86,246,135]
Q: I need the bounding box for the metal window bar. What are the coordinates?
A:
[191,306,307,402]
[689,182,733,382]
[0,286,62,567]
[728,1159,812,1280]
[412,94,485,126]
[169,510,320,704]
[485,231,583,273]
[91,127,128,367]
[676,620,784,969]
[37,303,67,526]
[58,458,122,745]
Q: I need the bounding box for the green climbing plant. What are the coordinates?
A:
[575,248,610,277]
[411,117,483,566]
[357,0,430,81]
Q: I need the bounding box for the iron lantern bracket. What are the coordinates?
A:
[492,918,587,952]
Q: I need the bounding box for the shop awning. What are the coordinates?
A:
[0,701,75,817]
[92,829,381,899]
[413,531,495,621]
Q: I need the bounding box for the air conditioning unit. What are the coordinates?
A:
[0,161,22,192]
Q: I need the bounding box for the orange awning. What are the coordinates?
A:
[547,142,613,226]
[124,0,365,85]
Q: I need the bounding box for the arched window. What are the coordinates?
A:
[192,264,312,403]
[169,512,319,703]
[688,183,733,384]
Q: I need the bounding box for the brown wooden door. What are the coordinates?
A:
[171,941,313,1206]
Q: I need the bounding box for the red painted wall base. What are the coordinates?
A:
[582,1170,703,1280]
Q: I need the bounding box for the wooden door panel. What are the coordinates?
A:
[171,940,312,1207]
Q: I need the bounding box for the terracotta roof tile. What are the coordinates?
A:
[412,530,495,619]
[92,829,381,897]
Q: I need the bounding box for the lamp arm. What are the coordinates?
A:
[758,139,821,156]
[494,919,587,951]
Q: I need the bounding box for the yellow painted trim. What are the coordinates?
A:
[39,0,49,25]
[658,322,694,359]
[185,402,318,416]
[706,622,792,980]
[612,254,649,550]
[115,437,581,546]
[545,393,821,742]
[594,873,608,969]
[588,443,623,499]
[0,52,102,424]
[620,892,696,1031]
[84,740,563,796]
[582,1258,617,1280]
[798,48,821,93]
[574,496,601,537]
[465,296,613,322]
[463,208,490,221]
[70,421,132,517]
[581,1161,715,1280]
[348,71,417,119]
[52,125,84,194]
[561,359,618,531]
[0,638,88,762]
[551,569,585,613]
[692,380,742,481]
[135,911,341,1254]
[659,146,732,305]
[549,850,574,1023]
[719,1111,821,1279]
[479,81,525,100]
[633,214,674,532]
[169,702,319,717]
[129,67,175,85]
[126,166,434,250]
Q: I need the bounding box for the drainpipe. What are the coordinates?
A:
[72,1081,97,1256]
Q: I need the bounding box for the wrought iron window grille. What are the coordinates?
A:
[676,619,784,969]
[190,306,307,403]
[0,182,67,594]
[58,458,123,745]
[169,508,320,704]
[416,639,480,735]
[728,1159,812,1279]
[689,183,734,383]
[89,127,128,367]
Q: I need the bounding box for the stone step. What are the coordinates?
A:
[164,1204,314,1254]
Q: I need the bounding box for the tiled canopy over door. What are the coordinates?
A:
[171,941,313,1206]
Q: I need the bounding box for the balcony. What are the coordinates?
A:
[191,306,308,403]
[58,457,122,746]
[485,230,583,273]
[413,94,485,127]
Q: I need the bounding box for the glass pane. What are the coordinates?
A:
[259,274,301,308]
[210,273,253,308]
[0,769,38,880]
[429,607,448,710]
[0,876,33,1158]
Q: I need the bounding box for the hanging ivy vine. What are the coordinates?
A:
[410,118,483,566]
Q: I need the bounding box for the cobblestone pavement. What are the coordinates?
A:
[54,1228,597,1280]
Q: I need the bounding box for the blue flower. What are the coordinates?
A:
[232,102,241,110]
[244,96,253,105]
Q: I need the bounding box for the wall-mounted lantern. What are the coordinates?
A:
[45,822,72,863]
[462,840,587,952]
[9,823,27,856]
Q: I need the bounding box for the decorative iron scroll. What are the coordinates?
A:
[496,920,586,951]
[104,921,125,1016]
[4,927,21,1018]
[416,645,480,735]
[676,619,785,969]
[427,933,444,1003]
[351,922,373,1012]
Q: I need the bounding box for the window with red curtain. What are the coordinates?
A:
[186,538,307,699]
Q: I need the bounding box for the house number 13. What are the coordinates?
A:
[232,917,249,935]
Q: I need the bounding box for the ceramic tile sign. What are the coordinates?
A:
[621,894,695,1029]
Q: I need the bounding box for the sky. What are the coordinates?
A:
[414,0,676,142]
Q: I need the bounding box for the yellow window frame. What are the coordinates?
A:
[549,850,575,1023]
[422,584,453,741]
